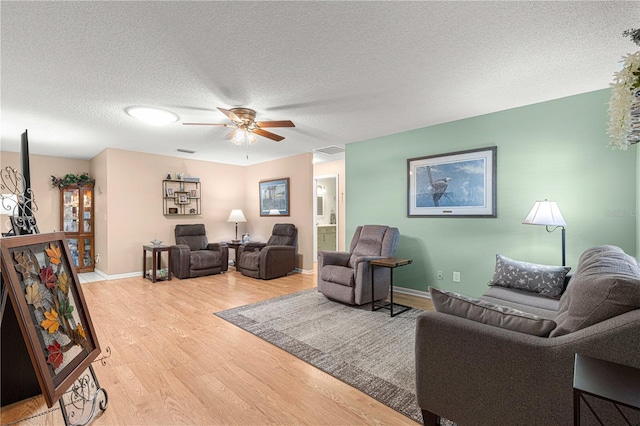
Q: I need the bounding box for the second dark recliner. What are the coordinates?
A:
[236,223,297,279]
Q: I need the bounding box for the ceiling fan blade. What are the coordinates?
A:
[182,123,228,126]
[217,107,242,123]
[254,128,285,142]
[255,120,295,128]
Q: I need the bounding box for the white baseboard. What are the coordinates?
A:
[295,268,315,275]
[393,286,431,300]
[93,269,141,281]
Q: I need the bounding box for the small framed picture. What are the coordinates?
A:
[177,193,188,204]
[189,189,198,198]
[166,188,174,197]
[168,208,178,214]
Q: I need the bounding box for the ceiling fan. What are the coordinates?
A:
[183,107,295,144]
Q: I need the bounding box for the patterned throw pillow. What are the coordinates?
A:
[488,254,571,298]
[429,287,557,337]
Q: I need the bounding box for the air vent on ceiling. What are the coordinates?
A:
[313,145,345,155]
[177,148,196,154]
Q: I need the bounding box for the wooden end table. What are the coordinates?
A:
[370,257,413,317]
[143,244,172,283]
[573,353,640,425]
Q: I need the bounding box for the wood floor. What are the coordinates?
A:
[1,270,432,425]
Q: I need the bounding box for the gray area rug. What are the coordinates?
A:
[215,288,423,423]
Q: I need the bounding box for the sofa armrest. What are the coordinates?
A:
[415,309,640,425]
[206,242,229,272]
[259,245,296,279]
[318,251,351,268]
[170,244,191,279]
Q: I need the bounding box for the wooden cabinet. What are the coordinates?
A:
[163,179,201,216]
[317,225,337,251]
[60,184,94,272]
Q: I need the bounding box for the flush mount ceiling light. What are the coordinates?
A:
[125,106,179,126]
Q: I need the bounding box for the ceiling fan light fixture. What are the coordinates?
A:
[125,106,179,126]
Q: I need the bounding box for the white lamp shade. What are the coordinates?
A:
[227,209,246,223]
[523,200,566,227]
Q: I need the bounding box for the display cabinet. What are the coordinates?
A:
[60,184,94,272]
[163,179,201,216]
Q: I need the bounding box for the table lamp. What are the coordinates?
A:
[523,200,567,266]
[227,209,246,242]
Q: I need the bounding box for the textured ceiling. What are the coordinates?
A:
[2,1,639,165]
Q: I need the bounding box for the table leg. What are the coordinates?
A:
[371,264,376,311]
[389,268,394,316]
[152,249,158,283]
[142,248,147,279]
[167,249,172,281]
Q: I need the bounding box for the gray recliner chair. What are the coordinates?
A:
[317,225,399,305]
[236,223,297,280]
[171,224,228,279]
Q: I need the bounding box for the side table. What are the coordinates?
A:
[573,353,640,425]
[370,257,413,317]
[226,241,242,267]
[143,244,172,283]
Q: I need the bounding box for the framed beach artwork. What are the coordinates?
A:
[0,232,101,407]
[259,178,290,216]
[407,146,497,218]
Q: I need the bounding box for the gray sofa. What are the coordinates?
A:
[415,245,640,426]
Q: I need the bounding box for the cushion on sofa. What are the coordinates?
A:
[550,245,640,337]
[429,287,557,337]
[488,254,571,298]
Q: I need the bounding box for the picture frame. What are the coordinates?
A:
[168,207,178,214]
[189,189,198,198]
[177,193,188,204]
[0,232,101,407]
[259,177,290,216]
[407,146,497,218]
[166,188,174,197]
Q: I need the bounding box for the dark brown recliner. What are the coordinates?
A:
[236,223,297,280]
[171,224,228,279]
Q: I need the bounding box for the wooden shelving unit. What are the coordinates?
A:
[163,179,201,216]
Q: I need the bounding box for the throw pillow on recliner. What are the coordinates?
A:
[429,287,557,337]
[488,254,570,298]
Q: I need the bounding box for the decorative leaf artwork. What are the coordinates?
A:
[14,251,35,280]
[58,271,69,294]
[46,341,64,369]
[41,309,60,334]
[45,243,62,265]
[25,283,44,310]
[59,297,75,320]
[39,266,57,288]
[12,241,90,373]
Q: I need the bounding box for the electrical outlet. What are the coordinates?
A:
[436,270,443,280]
[95,254,100,264]
[453,271,461,282]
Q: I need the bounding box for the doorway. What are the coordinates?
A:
[314,175,338,260]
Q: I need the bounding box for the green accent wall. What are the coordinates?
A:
[347,89,638,297]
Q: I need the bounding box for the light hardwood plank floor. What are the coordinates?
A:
[1,270,431,425]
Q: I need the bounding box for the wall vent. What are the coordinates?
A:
[177,148,196,154]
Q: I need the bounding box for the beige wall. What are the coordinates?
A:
[244,153,314,271]
[313,159,346,251]
[2,148,316,275]
[100,148,245,276]
[1,151,90,234]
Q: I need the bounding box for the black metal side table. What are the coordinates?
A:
[370,257,413,317]
[142,244,172,283]
[573,353,640,425]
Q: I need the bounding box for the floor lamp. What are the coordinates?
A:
[523,200,567,266]
[227,209,246,242]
